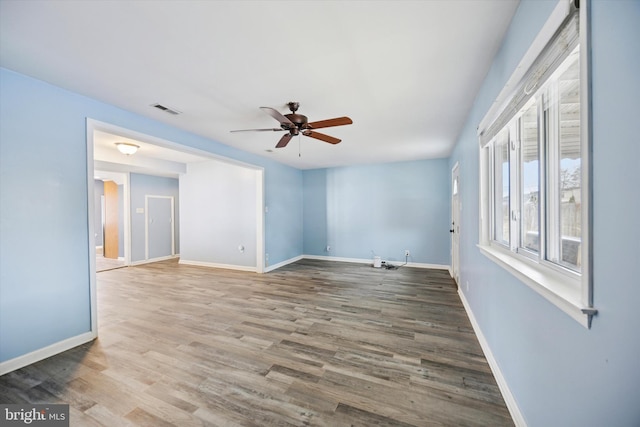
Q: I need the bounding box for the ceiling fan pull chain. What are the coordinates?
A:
[298,134,301,157]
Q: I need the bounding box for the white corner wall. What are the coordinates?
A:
[179,160,258,270]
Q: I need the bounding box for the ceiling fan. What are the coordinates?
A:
[231,102,353,148]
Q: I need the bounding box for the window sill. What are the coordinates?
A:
[478,244,595,328]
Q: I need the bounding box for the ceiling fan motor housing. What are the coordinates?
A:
[284,113,308,129]
[283,102,308,132]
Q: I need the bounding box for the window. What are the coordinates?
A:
[519,97,540,254]
[478,0,594,327]
[493,128,510,246]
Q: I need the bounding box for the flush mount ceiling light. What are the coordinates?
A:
[115,142,139,155]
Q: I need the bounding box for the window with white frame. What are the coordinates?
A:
[478,0,594,327]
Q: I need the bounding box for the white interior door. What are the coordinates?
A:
[451,163,460,285]
[145,195,175,260]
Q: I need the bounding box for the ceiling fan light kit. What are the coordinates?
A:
[231,102,352,149]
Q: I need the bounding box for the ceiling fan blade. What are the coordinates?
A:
[276,133,294,148]
[306,116,353,130]
[260,107,295,127]
[230,128,284,133]
[303,130,341,145]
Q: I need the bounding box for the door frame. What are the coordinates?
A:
[451,162,460,285]
[100,194,105,255]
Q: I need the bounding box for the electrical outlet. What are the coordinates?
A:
[404,250,410,257]
[326,245,331,252]
[265,253,269,261]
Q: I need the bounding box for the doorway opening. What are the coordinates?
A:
[86,118,266,336]
[94,172,128,272]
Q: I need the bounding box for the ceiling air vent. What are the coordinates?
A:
[151,103,181,115]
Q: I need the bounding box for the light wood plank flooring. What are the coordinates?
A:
[95,254,126,272]
[0,259,513,426]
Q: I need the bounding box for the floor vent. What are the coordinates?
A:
[151,103,181,115]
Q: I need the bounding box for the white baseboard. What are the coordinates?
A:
[179,259,256,272]
[176,254,448,274]
[457,289,527,427]
[303,254,366,264]
[130,254,179,266]
[264,255,304,272]
[0,331,96,376]
[177,255,303,273]
[302,254,450,270]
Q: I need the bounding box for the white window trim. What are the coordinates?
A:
[477,0,595,328]
[478,244,587,325]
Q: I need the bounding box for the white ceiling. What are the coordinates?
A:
[0,0,519,170]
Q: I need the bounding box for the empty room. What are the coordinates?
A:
[1,0,639,426]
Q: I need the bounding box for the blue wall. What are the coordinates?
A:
[449,0,640,425]
[0,71,93,362]
[0,67,303,363]
[303,159,450,265]
[265,165,304,266]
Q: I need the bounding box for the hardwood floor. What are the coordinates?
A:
[0,259,513,426]
[95,254,126,272]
